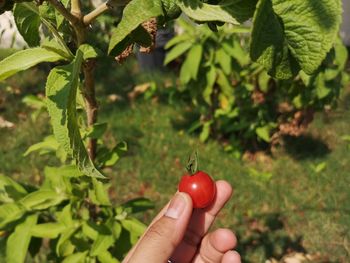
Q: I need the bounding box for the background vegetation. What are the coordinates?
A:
[0,55,349,261]
[0,0,349,262]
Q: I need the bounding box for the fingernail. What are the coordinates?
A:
[165,193,186,219]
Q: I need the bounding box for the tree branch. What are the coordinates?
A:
[83,59,98,160]
[83,2,109,25]
[71,0,83,19]
[47,0,80,25]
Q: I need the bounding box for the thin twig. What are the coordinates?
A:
[83,2,109,25]
[71,0,83,19]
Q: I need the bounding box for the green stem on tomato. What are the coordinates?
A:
[186,150,199,175]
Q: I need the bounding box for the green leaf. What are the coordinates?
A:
[120,218,146,244]
[178,0,239,24]
[41,38,74,61]
[251,0,342,78]
[38,1,56,22]
[216,69,234,108]
[219,0,258,23]
[13,2,41,47]
[222,38,250,66]
[0,203,26,229]
[341,135,350,142]
[6,214,38,263]
[334,38,348,70]
[272,0,342,74]
[121,197,155,214]
[0,174,27,203]
[42,166,76,195]
[45,165,84,179]
[256,126,271,142]
[62,251,88,263]
[108,0,163,54]
[215,49,231,75]
[315,72,331,99]
[0,48,66,81]
[22,94,46,109]
[250,0,298,79]
[46,48,104,178]
[178,0,256,23]
[165,34,191,49]
[97,141,128,167]
[164,41,192,65]
[311,162,327,173]
[31,223,66,238]
[180,44,203,84]
[203,65,216,105]
[89,178,111,206]
[56,226,80,257]
[90,234,114,257]
[86,122,108,139]
[79,44,101,60]
[19,190,66,211]
[23,135,60,157]
[97,250,120,263]
[57,204,74,227]
[248,168,273,182]
[55,0,70,29]
[257,71,271,93]
[200,121,212,142]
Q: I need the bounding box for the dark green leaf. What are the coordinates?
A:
[250,0,298,79]
[121,197,155,214]
[13,2,41,47]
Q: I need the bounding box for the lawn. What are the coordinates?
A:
[0,61,350,262]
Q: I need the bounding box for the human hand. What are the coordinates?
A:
[124,180,240,263]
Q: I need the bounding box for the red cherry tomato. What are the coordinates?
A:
[178,171,216,208]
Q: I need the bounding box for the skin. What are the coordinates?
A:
[124,180,241,263]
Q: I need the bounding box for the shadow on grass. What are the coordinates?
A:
[282,134,331,160]
[236,213,306,262]
[108,124,144,157]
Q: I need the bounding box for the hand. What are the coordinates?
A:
[124,180,240,263]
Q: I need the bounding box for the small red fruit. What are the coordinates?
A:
[179,171,216,208]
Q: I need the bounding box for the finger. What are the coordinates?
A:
[126,192,193,263]
[192,228,237,263]
[170,180,233,262]
[222,251,241,263]
[123,194,174,262]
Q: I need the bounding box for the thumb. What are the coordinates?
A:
[127,192,193,263]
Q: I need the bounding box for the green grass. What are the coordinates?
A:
[0,65,350,262]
